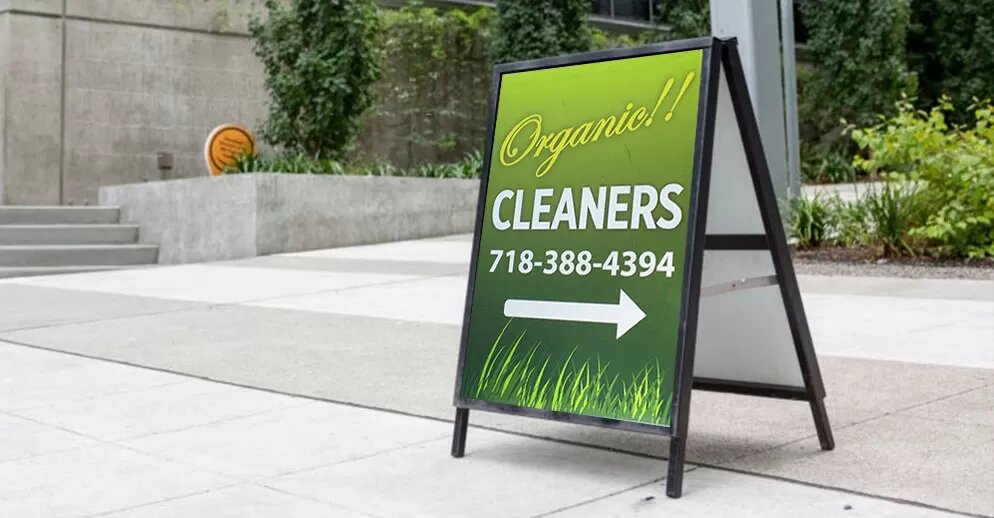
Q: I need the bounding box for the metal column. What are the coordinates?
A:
[710,0,789,202]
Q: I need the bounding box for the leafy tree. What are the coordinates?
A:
[249,0,382,158]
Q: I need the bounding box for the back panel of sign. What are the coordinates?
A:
[693,63,805,389]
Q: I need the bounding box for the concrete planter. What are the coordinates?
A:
[99,173,480,264]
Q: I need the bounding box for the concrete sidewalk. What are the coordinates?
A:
[1,234,992,517]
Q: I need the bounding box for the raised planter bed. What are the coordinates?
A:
[99,173,479,264]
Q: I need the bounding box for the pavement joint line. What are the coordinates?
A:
[892,408,994,429]
[0,410,106,465]
[0,410,240,484]
[251,481,385,518]
[80,482,248,518]
[32,397,316,445]
[262,434,452,480]
[1,338,989,516]
[714,380,994,468]
[528,474,675,518]
[1,377,189,414]
[0,337,682,464]
[0,269,464,336]
[688,462,992,518]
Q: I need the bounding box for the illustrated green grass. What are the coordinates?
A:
[467,323,673,425]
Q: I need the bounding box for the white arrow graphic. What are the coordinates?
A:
[503,289,647,339]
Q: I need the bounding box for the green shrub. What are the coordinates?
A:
[250,0,382,159]
[229,150,483,179]
[226,152,347,175]
[789,195,835,249]
[852,98,994,258]
[799,0,916,153]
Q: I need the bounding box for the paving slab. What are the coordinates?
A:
[0,444,236,518]
[818,356,994,415]
[806,294,994,368]
[0,284,200,333]
[546,467,961,517]
[101,484,375,518]
[123,402,450,480]
[0,413,97,463]
[249,274,468,326]
[799,275,994,302]
[724,414,994,516]
[0,343,186,412]
[3,306,989,466]
[14,380,306,441]
[287,238,472,264]
[221,254,469,276]
[5,264,417,304]
[267,430,666,518]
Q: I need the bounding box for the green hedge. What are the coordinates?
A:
[909,0,994,119]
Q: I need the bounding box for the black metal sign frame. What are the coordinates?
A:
[450,37,834,499]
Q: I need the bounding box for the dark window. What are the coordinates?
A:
[591,0,654,22]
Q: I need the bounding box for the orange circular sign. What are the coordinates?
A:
[204,124,255,176]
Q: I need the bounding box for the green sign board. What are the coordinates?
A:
[458,50,704,428]
[452,38,835,499]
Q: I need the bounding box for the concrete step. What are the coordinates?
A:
[0,244,158,267]
[0,265,151,279]
[0,206,120,225]
[0,224,139,245]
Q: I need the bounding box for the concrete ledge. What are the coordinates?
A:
[98,173,480,264]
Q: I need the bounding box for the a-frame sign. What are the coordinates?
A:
[451,37,834,498]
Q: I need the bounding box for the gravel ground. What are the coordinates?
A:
[794,259,994,280]
[790,245,994,280]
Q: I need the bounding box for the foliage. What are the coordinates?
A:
[489,0,590,63]
[801,145,857,184]
[490,0,561,63]
[656,0,710,40]
[373,3,491,164]
[788,195,834,249]
[860,179,929,256]
[226,151,346,175]
[908,0,994,120]
[832,196,871,247]
[852,98,994,258]
[249,0,382,159]
[554,0,592,54]
[469,326,672,425]
[799,0,916,155]
[227,150,483,179]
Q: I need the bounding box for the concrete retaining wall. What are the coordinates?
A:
[98,173,480,264]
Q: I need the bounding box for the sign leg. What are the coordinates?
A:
[451,408,469,458]
[665,436,688,498]
[808,397,835,451]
